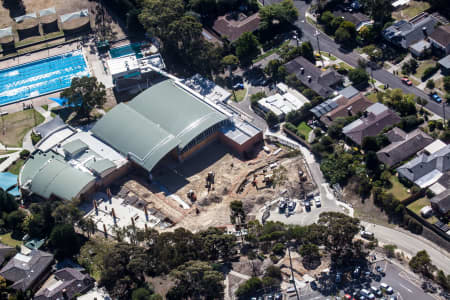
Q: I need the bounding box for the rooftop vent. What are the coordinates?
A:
[300,67,304,74]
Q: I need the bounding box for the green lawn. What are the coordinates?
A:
[297,122,312,139]
[318,51,337,61]
[233,88,247,102]
[393,1,431,20]
[0,232,23,247]
[41,104,48,111]
[414,59,436,79]
[338,62,353,71]
[385,176,411,201]
[0,109,44,147]
[7,158,25,175]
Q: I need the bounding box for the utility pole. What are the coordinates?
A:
[315,31,324,68]
[288,244,300,300]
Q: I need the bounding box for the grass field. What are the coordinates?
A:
[297,122,312,139]
[385,175,411,201]
[233,88,247,102]
[7,158,25,175]
[414,59,436,80]
[392,1,431,20]
[0,232,22,247]
[0,109,44,147]
[0,150,17,155]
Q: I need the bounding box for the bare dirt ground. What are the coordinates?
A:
[343,179,391,227]
[111,141,311,233]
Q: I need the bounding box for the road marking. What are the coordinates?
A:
[399,283,413,293]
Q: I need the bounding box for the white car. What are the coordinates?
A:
[315,197,321,207]
[380,283,394,294]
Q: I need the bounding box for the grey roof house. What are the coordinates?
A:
[430,190,450,215]
[397,144,450,188]
[342,103,401,146]
[376,128,433,167]
[0,250,54,291]
[34,268,94,300]
[0,243,15,266]
[439,55,450,75]
[382,14,437,49]
[320,93,373,127]
[429,25,450,55]
[284,56,343,98]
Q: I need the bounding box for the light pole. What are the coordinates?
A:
[315,30,324,68]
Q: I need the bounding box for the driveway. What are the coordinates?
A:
[267,0,450,118]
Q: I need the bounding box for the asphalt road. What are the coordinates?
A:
[363,222,450,274]
[265,0,450,118]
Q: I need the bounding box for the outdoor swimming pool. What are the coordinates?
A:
[0,50,89,106]
[109,42,143,58]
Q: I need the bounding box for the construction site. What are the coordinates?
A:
[82,139,316,236]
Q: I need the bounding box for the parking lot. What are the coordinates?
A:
[286,259,436,300]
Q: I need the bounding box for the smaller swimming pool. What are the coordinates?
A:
[109,42,143,58]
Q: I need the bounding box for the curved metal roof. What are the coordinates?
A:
[92,80,228,172]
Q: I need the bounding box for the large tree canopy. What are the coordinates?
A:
[61,76,106,119]
[235,32,260,66]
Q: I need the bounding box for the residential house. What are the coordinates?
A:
[342,103,401,146]
[284,56,343,98]
[0,250,54,292]
[257,89,309,119]
[438,54,450,75]
[429,25,450,55]
[320,93,373,127]
[212,12,260,42]
[333,10,373,31]
[34,268,95,300]
[382,13,437,49]
[430,190,450,215]
[339,85,359,99]
[376,128,433,167]
[0,243,15,266]
[397,144,450,188]
[409,40,431,57]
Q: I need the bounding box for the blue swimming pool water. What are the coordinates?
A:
[109,42,143,58]
[0,50,89,106]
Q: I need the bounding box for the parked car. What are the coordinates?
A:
[274,293,282,300]
[380,283,393,294]
[315,197,321,207]
[370,286,382,297]
[288,201,296,211]
[336,272,342,283]
[311,281,318,290]
[401,77,412,86]
[360,231,374,240]
[233,83,244,90]
[430,92,442,103]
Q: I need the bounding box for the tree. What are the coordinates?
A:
[235,277,263,298]
[348,67,369,86]
[362,0,393,25]
[299,243,320,268]
[259,0,298,31]
[264,59,287,82]
[138,0,185,38]
[235,32,260,67]
[409,250,435,277]
[401,58,418,75]
[300,41,315,63]
[167,260,224,300]
[6,210,26,234]
[61,76,106,119]
[132,288,153,300]
[49,224,79,258]
[52,202,82,226]
[221,55,239,73]
[265,111,279,128]
[361,136,379,152]
[230,200,246,225]
[383,244,397,258]
[0,189,18,214]
[426,79,435,90]
[444,76,450,93]
[335,21,357,47]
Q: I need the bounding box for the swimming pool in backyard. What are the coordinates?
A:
[0,50,89,106]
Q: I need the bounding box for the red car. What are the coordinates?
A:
[401,77,412,86]
[344,294,352,300]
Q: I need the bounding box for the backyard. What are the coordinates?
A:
[0,232,23,247]
[0,109,44,147]
[297,122,312,139]
[407,196,439,224]
[385,175,411,202]
[392,1,431,20]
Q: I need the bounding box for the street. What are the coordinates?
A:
[264,0,450,118]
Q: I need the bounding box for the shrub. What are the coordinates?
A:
[272,243,285,256]
[19,150,30,159]
[421,64,440,81]
[31,132,42,146]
